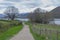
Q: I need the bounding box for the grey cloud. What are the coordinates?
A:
[0,3,13,6]
[0,6,6,9]
[21,2,41,8]
[5,0,22,2]
[48,0,60,6]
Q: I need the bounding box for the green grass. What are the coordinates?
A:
[0,25,23,40]
[34,24,60,30]
[29,24,45,40]
[0,20,22,33]
[27,23,60,40]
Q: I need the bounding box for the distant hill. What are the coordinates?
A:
[17,13,30,18]
[0,14,5,18]
[50,6,60,18]
[0,13,30,19]
[17,8,47,18]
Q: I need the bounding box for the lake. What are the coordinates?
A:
[0,18,29,21]
[49,19,60,25]
[54,19,60,25]
[0,18,60,25]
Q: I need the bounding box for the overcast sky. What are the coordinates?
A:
[0,0,60,13]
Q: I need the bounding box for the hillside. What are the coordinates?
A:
[0,13,30,19]
[0,14,5,18]
[50,6,60,18]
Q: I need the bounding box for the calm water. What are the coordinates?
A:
[0,18,60,25]
[15,18,29,21]
[50,19,60,25]
[0,18,29,21]
[54,19,60,25]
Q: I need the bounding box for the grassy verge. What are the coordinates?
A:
[29,24,45,40]
[0,20,22,34]
[27,22,60,40]
[34,24,60,30]
[0,25,23,40]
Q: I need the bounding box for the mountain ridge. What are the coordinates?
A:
[50,6,60,18]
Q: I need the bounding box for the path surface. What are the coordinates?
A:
[10,22,34,40]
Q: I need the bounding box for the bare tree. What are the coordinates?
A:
[4,6,19,20]
[28,8,43,23]
[28,8,52,24]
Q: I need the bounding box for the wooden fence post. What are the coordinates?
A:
[56,31,59,40]
[45,28,48,40]
[40,28,41,35]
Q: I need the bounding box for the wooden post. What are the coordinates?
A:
[40,29,41,35]
[45,29,48,40]
[56,31,59,40]
[49,30,52,40]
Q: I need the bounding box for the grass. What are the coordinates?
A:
[0,20,23,40]
[0,25,23,40]
[33,24,60,30]
[29,24,45,40]
[27,22,60,40]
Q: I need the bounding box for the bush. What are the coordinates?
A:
[0,20,22,34]
[9,21,22,26]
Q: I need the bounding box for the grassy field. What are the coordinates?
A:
[0,20,23,40]
[0,25,23,40]
[28,23,60,40]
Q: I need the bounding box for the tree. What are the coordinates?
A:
[4,6,19,20]
[28,8,52,24]
[28,8,44,23]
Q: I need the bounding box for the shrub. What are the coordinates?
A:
[0,20,22,34]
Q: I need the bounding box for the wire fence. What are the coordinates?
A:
[31,26,60,40]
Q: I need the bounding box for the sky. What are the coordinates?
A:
[0,0,60,13]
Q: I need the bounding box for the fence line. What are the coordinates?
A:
[31,26,60,40]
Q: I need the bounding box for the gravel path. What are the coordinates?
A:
[10,23,34,40]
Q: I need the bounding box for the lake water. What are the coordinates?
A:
[54,19,60,25]
[0,18,29,21]
[0,18,60,25]
[50,19,60,25]
[15,18,29,21]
